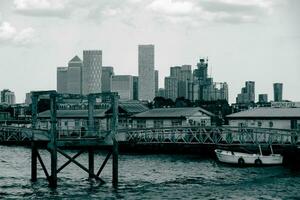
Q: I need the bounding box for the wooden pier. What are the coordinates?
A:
[29,91,119,188]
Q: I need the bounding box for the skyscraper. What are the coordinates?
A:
[155,70,159,97]
[133,76,139,100]
[0,89,15,105]
[67,55,82,95]
[273,83,283,102]
[165,77,178,101]
[112,75,133,101]
[138,45,155,101]
[259,94,268,103]
[178,65,192,99]
[57,67,68,93]
[82,50,102,95]
[102,66,114,92]
[236,81,255,104]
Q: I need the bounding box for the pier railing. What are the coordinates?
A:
[118,126,300,146]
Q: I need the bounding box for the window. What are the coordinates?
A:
[137,120,146,128]
[201,120,206,126]
[171,119,182,127]
[75,120,80,127]
[257,121,262,127]
[154,120,163,128]
[269,121,273,128]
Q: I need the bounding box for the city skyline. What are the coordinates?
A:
[0,0,299,103]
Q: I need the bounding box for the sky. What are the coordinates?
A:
[0,0,299,103]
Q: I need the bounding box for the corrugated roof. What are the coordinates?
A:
[227,107,300,118]
[133,107,214,118]
[119,101,149,114]
[38,109,108,118]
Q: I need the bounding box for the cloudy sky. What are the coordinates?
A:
[0,0,299,103]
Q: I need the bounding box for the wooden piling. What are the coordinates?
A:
[31,94,38,182]
[111,94,119,188]
[88,95,96,137]
[49,94,57,188]
[88,149,94,178]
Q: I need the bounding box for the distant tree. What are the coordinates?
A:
[153,96,167,108]
[175,97,193,107]
[165,98,175,107]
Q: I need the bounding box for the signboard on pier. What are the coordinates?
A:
[271,102,300,108]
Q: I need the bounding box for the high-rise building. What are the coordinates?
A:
[195,58,208,101]
[1,89,16,105]
[155,70,159,97]
[191,58,228,102]
[165,77,178,101]
[259,94,268,103]
[112,75,134,101]
[133,76,139,100]
[4,91,15,105]
[236,81,255,104]
[57,67,68,93]
[158,88,166,98]
[273,83,283,102]
[57,55,82,95]
[102,66,114,92]
[67,56,82,94]
[25,92,32,105]
[178,65,192,99]
[82,50,102,95]
[138,45,155,101]
[1,89,10,103]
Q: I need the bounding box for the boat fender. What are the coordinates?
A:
[255,158,262,166]
[238,157,245,166]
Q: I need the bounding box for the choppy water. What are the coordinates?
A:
[0,146,300,199]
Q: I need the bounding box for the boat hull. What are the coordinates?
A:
[215,149,283,165]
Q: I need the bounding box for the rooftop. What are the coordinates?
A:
[38,109,108,118]
[227,107,300,118]
[69,55,82,63]
[133,107,214,118]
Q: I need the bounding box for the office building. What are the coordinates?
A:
[165,77,178,101]
[1,89,15,105]
[57,55,82,95]
[112,75,134,101]
[155,70,159,97]
[236,81,255,104]
[102,66,114,92]
[57,67,68,93]
[67,56,82,94]
[133,76,139,100]
[273,83,283,102]
[259,94,268,103]
[138,45,155,101]
[192,58,228,102]
[82,50,102,95]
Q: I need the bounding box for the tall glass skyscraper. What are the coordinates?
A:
[273,83,283,102]
[82,50,102,95]
[138,45,155,101]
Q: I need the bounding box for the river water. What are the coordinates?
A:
[0,146,300,199]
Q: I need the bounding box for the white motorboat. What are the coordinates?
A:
[215,146,283,166]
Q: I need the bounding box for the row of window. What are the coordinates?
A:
[239,121,274,128]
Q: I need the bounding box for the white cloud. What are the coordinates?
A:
[0,22,36,46]
[0,22,17,40]
[146,0,280,25]
[148,0,196,15]
[13,27,37,46]
[14,0,70,17]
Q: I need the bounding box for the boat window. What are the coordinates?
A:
[269,121,273,127]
